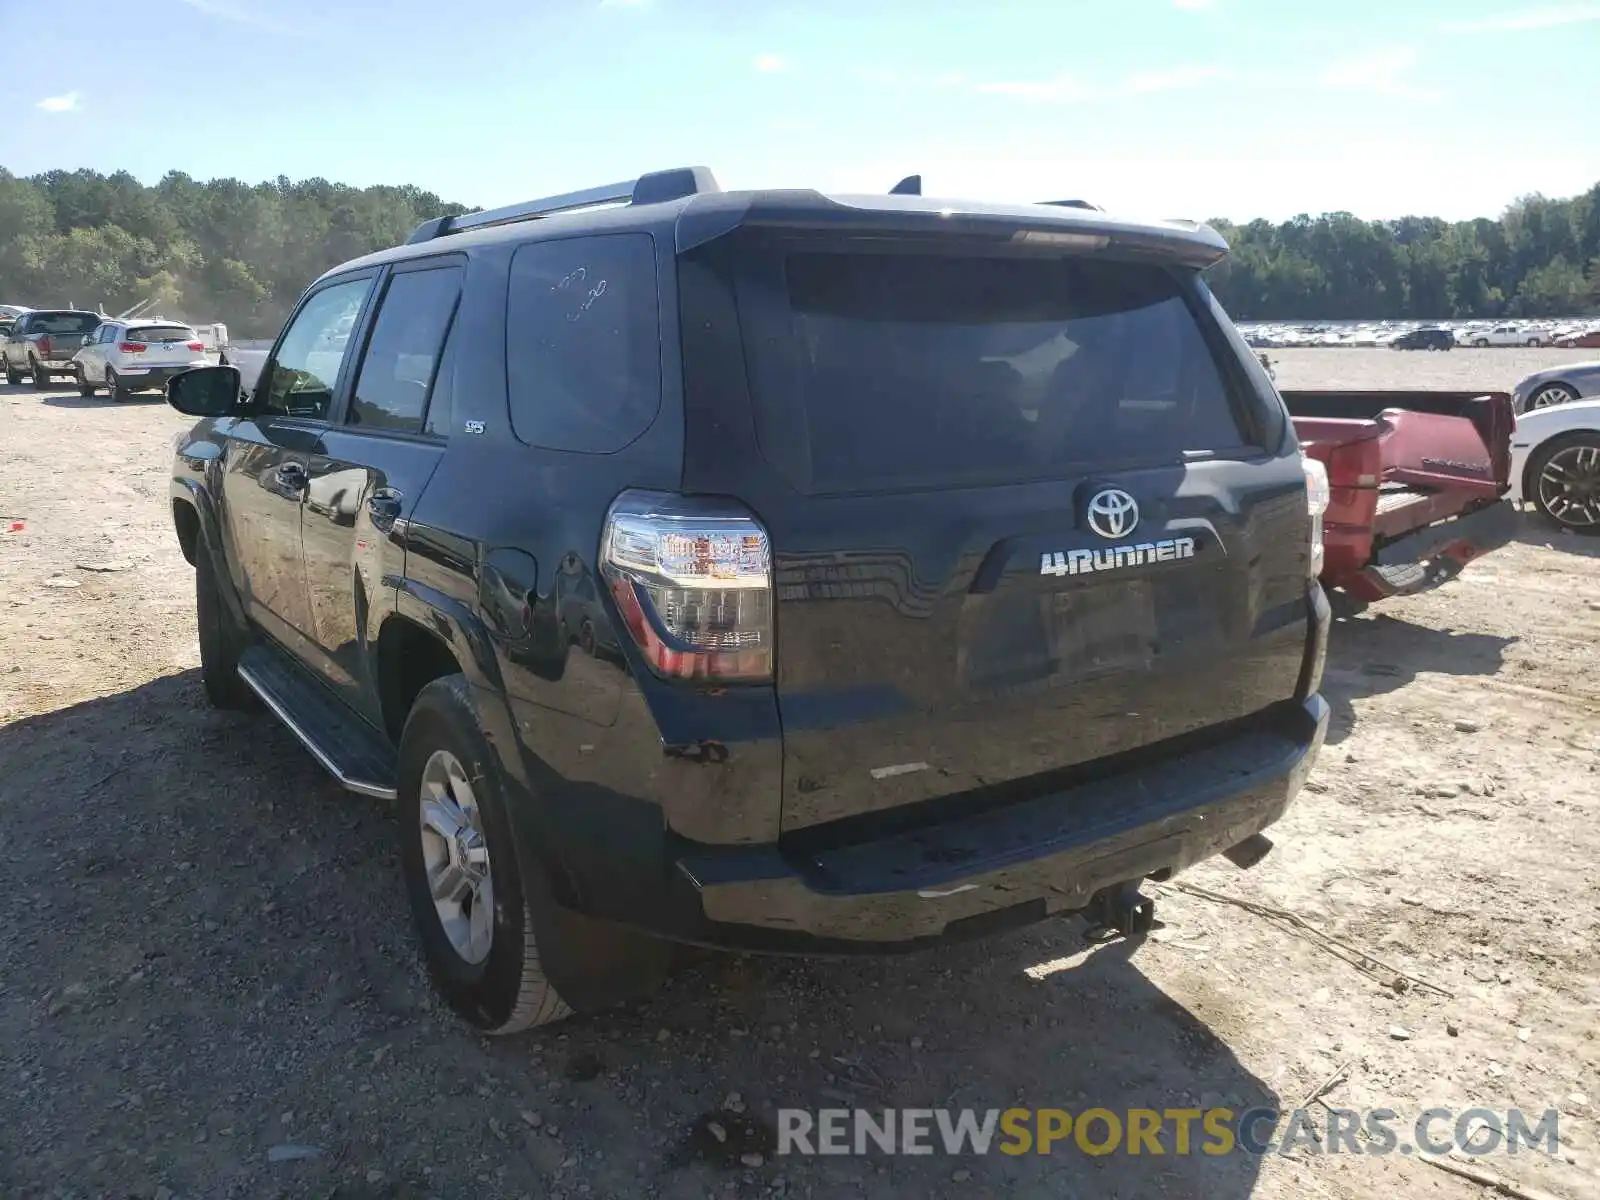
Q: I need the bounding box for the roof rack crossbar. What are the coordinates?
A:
[407,166,719,244]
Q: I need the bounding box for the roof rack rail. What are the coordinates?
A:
[1039,199,1103,211]
[406,166,720,245]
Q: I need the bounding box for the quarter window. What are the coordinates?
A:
[423,318,460,438]
[505,234,660,453]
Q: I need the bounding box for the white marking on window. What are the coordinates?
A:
[870,761,930,780]
[918,884,979,899]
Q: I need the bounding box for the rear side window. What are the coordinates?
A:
[127,325,196,343]
[505,233,660,453]
[348,265,463,434]
[738,251,1255,493]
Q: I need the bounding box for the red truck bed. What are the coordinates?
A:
[1283,390,1517,604]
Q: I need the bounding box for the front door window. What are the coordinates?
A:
[261,279,372,419]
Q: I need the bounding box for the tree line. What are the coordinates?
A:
[1,167,1597,335]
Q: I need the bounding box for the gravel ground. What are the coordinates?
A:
[1,353,1597,1200]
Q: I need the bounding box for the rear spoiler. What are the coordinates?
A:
[674,192,1229,268]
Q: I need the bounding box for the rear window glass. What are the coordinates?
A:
[738,251,1253,493]
[31,312,100,335]
[127,325,196,343]
[505,233,660,454]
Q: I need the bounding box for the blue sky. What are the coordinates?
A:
[3,0,1598,222]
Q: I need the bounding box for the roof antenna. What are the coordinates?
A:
[889,175,922,196]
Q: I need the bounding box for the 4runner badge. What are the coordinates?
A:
[1041,537,1196,577]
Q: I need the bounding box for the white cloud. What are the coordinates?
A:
[1173,0,1214,9]
[36,91,81,113]
[976,65,1224,102]
[1320,48,1443,102]
[974,75,1092,102]
[176,0,286,30]
[1444,4,1600,31]
[753,53,785,73]
[1124,65,1226,93]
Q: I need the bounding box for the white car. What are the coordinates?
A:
[1466,324,1547,348]
[1509,397,1600,531]
[72,318,207,401]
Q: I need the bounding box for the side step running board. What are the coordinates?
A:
[237,643,398,800]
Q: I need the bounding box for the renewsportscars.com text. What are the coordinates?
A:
[777,1107,1560,1158]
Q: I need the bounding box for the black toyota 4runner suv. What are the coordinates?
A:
[167,167,1330,1033]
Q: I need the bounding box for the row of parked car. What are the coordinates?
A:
[1,307,209,400]
[1242,321,1600,350]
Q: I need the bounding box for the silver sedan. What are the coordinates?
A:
[1511,360,1600,413]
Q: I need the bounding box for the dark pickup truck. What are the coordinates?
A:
[3,308,101,385]
[166,167,1330,1032]
[1287,390,1516,607]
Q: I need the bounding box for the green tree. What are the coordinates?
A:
[1512,255,1590,316]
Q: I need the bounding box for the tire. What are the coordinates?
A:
[397,677,672,1033]
[106,367,130,403]
[75,364,95,398]
[1528,434,1600,534]
[195,548,259,710]
[398,676,574,1033]
[1473,339,1489,348]
[3,358,21,386]
[1328,589,1368,620]
[1526,338,1541,347]
[30,359,50,386]
[1526,382,1578,411]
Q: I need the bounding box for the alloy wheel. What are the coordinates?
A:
[417,749,495,964]
[1537,444,1600,528]
[1528,384,1578,410]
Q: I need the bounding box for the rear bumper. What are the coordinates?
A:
[1337,499,1516,602]
[1371,497,1517,568]
[586,694,1329,954]
[112,365,197,388]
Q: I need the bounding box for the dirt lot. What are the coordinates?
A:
[2,350,1597,1200]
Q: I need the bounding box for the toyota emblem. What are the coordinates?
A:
[1086,489,1139,539]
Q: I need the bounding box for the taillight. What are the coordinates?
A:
[37,335,51,356]
[1302,456,1330,578]
[599,490,773,683]
[119,342,146,353]
[186,342,205,351]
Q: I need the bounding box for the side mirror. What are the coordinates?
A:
[167,364,243,417]
[81,334,92,346]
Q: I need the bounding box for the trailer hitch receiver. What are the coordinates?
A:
[1082,880,1158,942]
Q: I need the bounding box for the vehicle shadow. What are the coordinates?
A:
[1,670,1278,1199]
[1320,612,1517,744]
[1511,512,1600,558]
[40,393,167,409]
